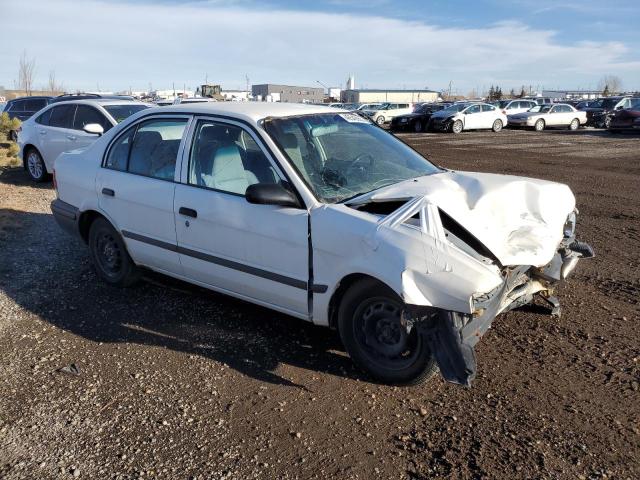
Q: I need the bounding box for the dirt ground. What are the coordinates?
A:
[0,128,638,479]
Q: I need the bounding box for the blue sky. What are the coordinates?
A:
[1,0,639,94]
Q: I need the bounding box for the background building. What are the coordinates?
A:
[341,89,439,103]
[540,90,601,100]
[252,84,324,103]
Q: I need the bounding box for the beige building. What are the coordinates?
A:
[341,89,439,103]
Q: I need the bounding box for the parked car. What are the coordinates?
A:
[508,104,587,131]
[428,102,507,133]
[362,103,414,125]
[608,100,640,132]
[50,102,593,386]
[356,103,383,111]
[17,99,151,182]
[583,96,636,128]
[575,100,599,110]
[390,103,450,132]
[492,99,538,117]
[529,97,555,105]
[2,96,54,141]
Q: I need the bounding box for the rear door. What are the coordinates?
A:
[39,104,77,170]
[96,116,191,274]
[173,117,309,318]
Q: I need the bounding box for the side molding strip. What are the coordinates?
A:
[121,230,327,293]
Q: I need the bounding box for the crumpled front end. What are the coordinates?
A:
[402,208,594,386]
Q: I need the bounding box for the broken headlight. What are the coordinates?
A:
[563,211,577,238]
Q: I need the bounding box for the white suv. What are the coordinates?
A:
[362,103,414,125]
[18,99,151,181]
[50,103,592,386]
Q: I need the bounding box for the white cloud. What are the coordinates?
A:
[0,0,638,92]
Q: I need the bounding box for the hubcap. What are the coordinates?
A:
[95,232,122,277]
[453,121,462,133]
[27,153,43,179]
[354,298,420,370]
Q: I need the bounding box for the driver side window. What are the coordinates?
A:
[466,105,481,114]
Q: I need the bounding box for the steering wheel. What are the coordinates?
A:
[346,153,375,180]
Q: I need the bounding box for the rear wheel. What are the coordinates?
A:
[413,120,423,133]
[534,119,545,131]
[568,118,580,130]
[338,278,438,385]
[25,148,48,182]
[451,120,463,134]
[376,116,386,126]
[492,119,503,132]
[89,218,141,287]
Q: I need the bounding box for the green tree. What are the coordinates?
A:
[519,86,527,98]
[0,112,21,141]
[488,85,495,101]
[602,84,610,96]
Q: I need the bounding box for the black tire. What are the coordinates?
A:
[88,218,141,287]
[451,119,463,134]
[338,278,438,385]
[9,130,18,142]
[24,148,49,182]
[413,120,423,133]
[376,116,385,126]
[492,119,503,132]
[534,119,545,132]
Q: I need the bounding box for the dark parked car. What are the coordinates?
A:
[608,99,640,132]
[390,103,450,132]
[575,100,598,110]
[583,96,636,128]
[50,93,135,103]
[2,96,53,140]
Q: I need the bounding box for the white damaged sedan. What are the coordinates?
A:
[51,103,593,386]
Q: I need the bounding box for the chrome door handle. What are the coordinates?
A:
[67,135,77,141]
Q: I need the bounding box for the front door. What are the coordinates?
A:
[174,118,309,318]
[70,104,113,150]
[463,104,482,129]
[40,104,76,170]
[96,116,191,274]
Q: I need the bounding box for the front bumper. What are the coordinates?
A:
[407,238,594,386]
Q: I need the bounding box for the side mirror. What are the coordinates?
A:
[83,123,104,136]
[245,183,301,208]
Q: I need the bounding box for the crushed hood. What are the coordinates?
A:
[351,171,575,267]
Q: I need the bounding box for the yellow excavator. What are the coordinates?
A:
[200,84,224,100]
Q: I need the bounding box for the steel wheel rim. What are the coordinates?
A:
[352,297,421,371]
[493,120,502,131]
[376,116,385,125]
[95,232,123,278]
[535,120,544,131]
[27,153,42,179]
[452,121,463,133]
[570,119,579,130]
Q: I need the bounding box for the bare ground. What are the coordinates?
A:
[0,128,638,479]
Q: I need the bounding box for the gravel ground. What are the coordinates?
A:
[0,128,638,479]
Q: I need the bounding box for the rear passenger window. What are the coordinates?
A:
[105,126,136,171]
[36,108,52,126]
[128,119,187,180]
[8,100,25,112]
[188,121,279,195]
[49,105,75,128]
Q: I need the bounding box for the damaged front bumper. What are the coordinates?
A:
[406,238,594,387]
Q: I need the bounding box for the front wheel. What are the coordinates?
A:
[534,119,545,131]
[338,278,438,385]
[492,119,503,132]
[25,148,48,182]
[376,116,386,126]
[451,119,463,134]
[568,118,580,130]
[413,120,423,133]
[89,218,141,287]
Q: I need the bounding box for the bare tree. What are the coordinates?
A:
[17,51,37,96]
[598,75,623,94]
[47,70,63,94]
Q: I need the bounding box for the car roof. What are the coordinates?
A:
[8,95,53,102]
[154,102,341,123]
[48,99,150,107]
